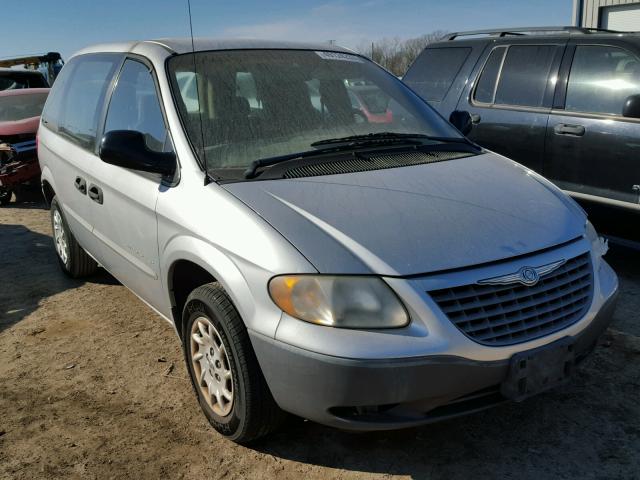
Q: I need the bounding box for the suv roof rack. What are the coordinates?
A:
[445,26,623,41]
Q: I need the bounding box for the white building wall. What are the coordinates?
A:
[575,0,640,28]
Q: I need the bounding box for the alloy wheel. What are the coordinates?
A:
[52,209,69,265]
[190,316,234,417]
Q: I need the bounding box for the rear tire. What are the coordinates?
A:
[50,196,98,278]
[183,283,284,443]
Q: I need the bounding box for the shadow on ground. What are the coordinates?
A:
[0,185,46,210]
[0,218,117,332]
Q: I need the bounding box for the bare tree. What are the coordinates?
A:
[356,31,448,76]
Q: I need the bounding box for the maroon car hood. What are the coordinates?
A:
[0,116,40,137]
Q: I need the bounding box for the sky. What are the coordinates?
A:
[0,0,573,61]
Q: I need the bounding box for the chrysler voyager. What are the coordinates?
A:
[38,39,618,443]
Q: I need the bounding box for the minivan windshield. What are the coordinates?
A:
[167,49,463,179]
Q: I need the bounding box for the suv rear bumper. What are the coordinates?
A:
[250,291,617,430]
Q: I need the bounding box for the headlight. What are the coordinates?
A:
[268,275,409,329]
[586,220,608,258]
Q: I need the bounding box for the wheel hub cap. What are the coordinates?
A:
[52,209,69,265]
[190,317,234,417]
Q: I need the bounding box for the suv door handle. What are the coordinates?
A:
[74,176,87,195]
[554,124,585,136]
[470,113,481,124]
[88,184,103,205]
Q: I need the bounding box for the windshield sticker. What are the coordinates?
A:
[315,51,363,63]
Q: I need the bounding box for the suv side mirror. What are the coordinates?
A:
[449,110,473,136]
[99,130,176,176]
[623,94,640,119]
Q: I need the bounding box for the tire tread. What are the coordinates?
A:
[51,197,98,278]
[185,283,284,443]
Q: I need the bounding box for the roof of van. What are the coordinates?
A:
[72,38,356,58]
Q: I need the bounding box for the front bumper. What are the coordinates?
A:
[251,263,618,430]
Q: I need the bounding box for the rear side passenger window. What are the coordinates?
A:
[404,48,471,102]
[474,47,506,104]
[42,54,121,150]
[565,45,640,116]
[474,45,556,108]
[105,59,169,152]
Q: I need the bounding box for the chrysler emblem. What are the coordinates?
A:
[519,267,539,285]
[477,259,566,287]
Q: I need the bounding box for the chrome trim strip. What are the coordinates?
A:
[564,190,640,211]
[477,259,567,286]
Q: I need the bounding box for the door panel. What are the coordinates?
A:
[466,107,550,174]
[87,162,163,306]
[85,58,169,309]
[40,133,96,252]
[545,43,640,206]
[546,113,640,204]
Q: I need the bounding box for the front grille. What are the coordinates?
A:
[283,151,473,179]
[429,252,593,346]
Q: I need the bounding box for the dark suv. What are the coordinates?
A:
[403,26,640,220]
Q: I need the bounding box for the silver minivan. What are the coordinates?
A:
[38,39,618,443]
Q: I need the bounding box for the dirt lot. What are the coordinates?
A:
[1,196,639,480]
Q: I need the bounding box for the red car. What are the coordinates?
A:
[348,85,393,124]
[0,88,48,205]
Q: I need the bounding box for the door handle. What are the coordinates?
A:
[554,124,585,136]
[470,113,481,124]
[88,184,103,205]
[74,176,86,195]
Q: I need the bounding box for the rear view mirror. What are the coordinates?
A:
[622,94,640,119]
[449,110,473,136]
[99,130,176,176]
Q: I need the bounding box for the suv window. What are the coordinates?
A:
[105,59,168,152]
[474,47,506,104]
[474,45,556,107]
[404,47,471,102]
[42,54,121,149]
[565,45,640,116]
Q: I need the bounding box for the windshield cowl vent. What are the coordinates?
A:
[282,151,474,179]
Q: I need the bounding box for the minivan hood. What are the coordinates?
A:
[223,153,586,276]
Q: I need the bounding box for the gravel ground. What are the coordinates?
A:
[1,196,639,480]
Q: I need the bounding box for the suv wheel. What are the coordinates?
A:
[50,196,98,278]
[183,283,284,443]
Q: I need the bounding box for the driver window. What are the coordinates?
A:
[105,59,170,152]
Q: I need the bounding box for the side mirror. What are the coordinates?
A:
[449,110,473,136]
[623,94,640,119]
[99,130,176,176]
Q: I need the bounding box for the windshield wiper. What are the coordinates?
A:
[310,132,463,148]
[243,133,476,179]
[244,149,333,179]
[243,138,423,179]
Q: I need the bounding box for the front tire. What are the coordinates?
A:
[183,283,283,443]
[50,196,98,278]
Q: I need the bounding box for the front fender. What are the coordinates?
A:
[161,235,307,338]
